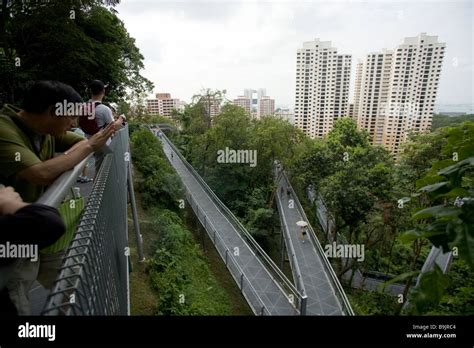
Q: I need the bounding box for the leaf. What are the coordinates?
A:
[399,229,424,244]
[434,187,469,200]
[412,205,462,221]
[438,157,474,176]
[416,174,444,190]
[379,270,419,292]
[431,159,456,171]
[419,181,449,193]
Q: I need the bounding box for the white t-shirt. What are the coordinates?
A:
[94,103,114,129]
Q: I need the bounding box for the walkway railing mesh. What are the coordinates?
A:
[41,126,130,315]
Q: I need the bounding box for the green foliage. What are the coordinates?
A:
[425,259,474,315]
[146,209,232,315]
[1,0,152,105]
[401,122,474,265]
[395,122,474,315]
[431,113,474,130]
[347,289,398,315]
[397,131,448,192]
[407,265,450,315]
[294,118,394,251]
[131,128,184,209]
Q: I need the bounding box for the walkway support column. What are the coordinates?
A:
[128,162,145,262]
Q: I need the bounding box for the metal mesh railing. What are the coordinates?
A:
[187,192,269,315]
[41,126,130,315]
[274,170,307,299]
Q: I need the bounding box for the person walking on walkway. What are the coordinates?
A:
[296,221,308,244]
[301,226,308,244]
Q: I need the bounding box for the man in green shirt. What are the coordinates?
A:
[0,80,115,314]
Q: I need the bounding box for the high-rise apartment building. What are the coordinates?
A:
[257,96,275,117]
[294,39,352,138]
[233,96,252,114]
[234,89,275,117]
[353,49,393,145]
[354,33,445,154]
[147,93,185,117]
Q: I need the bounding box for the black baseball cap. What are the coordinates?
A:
[90,80,109,95]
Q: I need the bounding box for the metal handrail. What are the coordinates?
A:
[1,142,94,297]
[186,191,271,315]
[36,153,93,207]
[275,169,307,297]
[160,131,304,309]
[283,171,355,316]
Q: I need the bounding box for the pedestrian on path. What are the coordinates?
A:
[301,226,308,244]
[296,220,308,244]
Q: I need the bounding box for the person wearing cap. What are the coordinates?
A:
[88,80,124,132]
[87,80,124,171]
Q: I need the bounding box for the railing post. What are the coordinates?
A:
[225,249,228,265]
[279,227,285,270]
[127,162,145,262]
[240,273,244,290]
[213,230,216,244]
[260,306,265,316]
[300,295,307,316]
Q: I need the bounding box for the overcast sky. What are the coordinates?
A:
[116,0,473,108]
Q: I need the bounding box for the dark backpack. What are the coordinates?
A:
[79,101,101,135]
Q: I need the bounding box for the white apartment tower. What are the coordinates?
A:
[355,33,445,154]
[294,39,352,138]
[353,49,393,145]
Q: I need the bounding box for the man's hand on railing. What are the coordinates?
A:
[0,186,28,215]
[113,115,125,130]
[87,123,116,152]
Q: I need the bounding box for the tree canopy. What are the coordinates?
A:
[0,0,152,104]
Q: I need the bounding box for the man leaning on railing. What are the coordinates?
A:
[0,185,66,316]
[0,80,115,315]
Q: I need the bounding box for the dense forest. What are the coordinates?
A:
[432,113,474,130]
